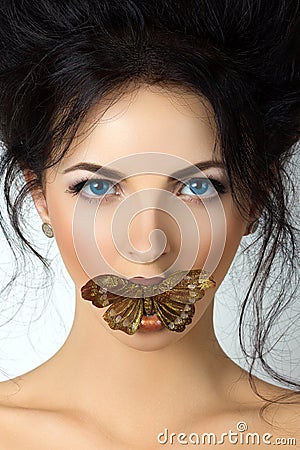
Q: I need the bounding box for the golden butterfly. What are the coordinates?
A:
[81,269,216,335]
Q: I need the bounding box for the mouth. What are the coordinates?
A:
[128,276,165,286]
[81,269,216,335]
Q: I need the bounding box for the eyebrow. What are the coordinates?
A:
[62,163,126,180]
[171,160,226,180]
[62,160,226,180]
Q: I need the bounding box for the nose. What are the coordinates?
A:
[110,187,182,266]
[121,207,172,264]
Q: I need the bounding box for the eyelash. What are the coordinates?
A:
[65,176,228,204]
[65,177,120,204]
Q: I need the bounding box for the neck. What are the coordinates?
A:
[15,290,251,442]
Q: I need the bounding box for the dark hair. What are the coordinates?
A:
[0,0,299,425]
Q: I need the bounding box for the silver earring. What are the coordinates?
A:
[247,219,259,234]
[42,222,54,238]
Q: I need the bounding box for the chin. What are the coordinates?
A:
[104,322,192,352]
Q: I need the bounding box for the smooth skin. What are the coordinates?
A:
[0,84,298,449]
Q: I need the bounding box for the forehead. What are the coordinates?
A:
[55,84,219,173]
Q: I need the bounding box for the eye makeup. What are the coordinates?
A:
[65,172,228,205]
[65,176,121,204]
[175,176,228,204]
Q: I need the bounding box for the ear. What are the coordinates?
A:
[24,169,51,225]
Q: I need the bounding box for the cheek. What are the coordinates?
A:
[47,194,85,284]
[93,210,121,270]
[212,201,247,283]
[188,202,223,270]
[191,198,247,280]
[47,192,123,284]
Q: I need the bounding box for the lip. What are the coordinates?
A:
[128,276,165,286]
[138,314,164,332]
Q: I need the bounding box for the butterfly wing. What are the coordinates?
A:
[154,295,195,332]
[81,274,144,305]
[157,269,216,298]
[81,270,216,334]
[81,274,144,335]
[103,297,143,335]
[81,278,118,308]
[154,269,216,332]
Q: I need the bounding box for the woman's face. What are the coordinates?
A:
[32,84,250,350]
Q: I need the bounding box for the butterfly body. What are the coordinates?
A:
[81,269,216,335]
[143,297,154,316]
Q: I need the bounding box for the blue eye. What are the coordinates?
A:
[66,176,227,205]
[83,180,116,196]
[180,178,215,197]
[66,179,117,202]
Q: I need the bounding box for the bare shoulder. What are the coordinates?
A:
[208,374,300,446]
[0,377,115,449]
[0,374,299,449]
[198,404,300,449]
[159,404,300,450]
[254,379,300,430]
[0,398,101,450]
[233,380,300,445]
[242,403,300,437]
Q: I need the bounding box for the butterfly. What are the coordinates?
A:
[81,269,216,335]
